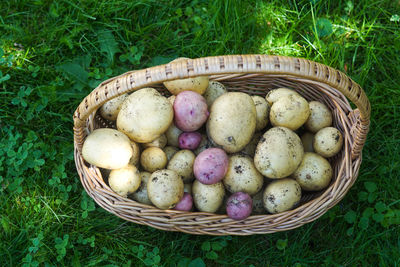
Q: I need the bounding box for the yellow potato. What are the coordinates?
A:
[82,128,132,169]
[131,172,152,205]
[305,101,333,133]
[263,178,301,214]
[192,180,225,213]
[265,88,300,105]
[270,94,310,130]
[117,88,173,143]
[207,92,256,153]
[140,147,167,172]
[128,140,141,166]
[99,93,129,121]
[163,146,179,161]
[142,134,167,149]
[167,150,196,183]
[165,123,182,147]
[252,96,270,131]
[108,165,141,197]
[313,127,343,157]
[203,81,227,107]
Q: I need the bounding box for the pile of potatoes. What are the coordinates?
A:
[82,62,343,220]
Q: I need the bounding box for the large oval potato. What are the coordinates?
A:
[207,92,256,153]
[99,93,129,121]
[223,154,264,196]
[254,127,304,178]
[167,150,196,183]
[192,180,225,213]
[270,94,310,130]
[82,128,132,169]
[117,88,173,143]
[147,169,184,209]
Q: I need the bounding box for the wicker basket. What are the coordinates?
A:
[73,55,370,235]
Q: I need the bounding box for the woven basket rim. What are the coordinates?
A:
[73,55,370,235]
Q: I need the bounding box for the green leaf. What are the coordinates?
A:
[188,257,206,267]
[368,192,378,203]
[358,191,368,201]
[153,255,161,264]
[362,207,374,218]
[1,216,11,234]
[211,242,223,251]
[97,30,120,64]
[359,217,369,230]
[375,202,387,213]
[344,210,357,224]
[201,241,211,251]
[177,258,191,267]
[364,182,377,193]
[316,18,333,37]
[57,62,89,88]
[276,239,288,250]
[346,227,354,236]
[0,73,10,83]
[184,7,193,16]
[372,213,384,223]
[206,251,218,260]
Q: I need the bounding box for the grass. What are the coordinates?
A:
[1,0,400,266]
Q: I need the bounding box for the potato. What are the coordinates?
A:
[192,180,225,213]
[194,134,213,155]
[117,88,173,143]
[173,192,193,211]
[263,178,301,214]
[270,94,310,130]
[252,96,270,131]
[226,192,253,220]
[168,95,176,105]
[265,88,300,105]
[184,183,192,195]
[99,93,129,121]
[131,171,152,205]
[140,147,167,172]
[313,127,343,157]
[128,140,141,166]
[241,132,262,157]
[305,101,333,133]
[207,92,257,153]
[292,152,333,191]
[174,91,209,132]
[223,154,264,196]
[167,150,196,183]
[301,132,314,153]
[203,81,227,107]
[142,134,167,149]
[163,146,179,161]
[254,127,304,178]
[82,128,132,169]
[108,165,141,197]
[147,169,184,209]
[165,123,182,147]
[252,190,265,214]
[178,132,202,150]
[193,148,229,185]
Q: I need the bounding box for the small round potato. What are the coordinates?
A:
[140,147,167,172]
[263,178,302,214]
[173,192,193,211]
[241,132,262,157]
[203,80,227,107]
[223,154,264,196]
[313,127,343,157]
[167,150,196,183]
[117,88,173,143]
[194,134,214,155]
[301,132,314,152]
[293,152,333,191]
[142,134,167,149]
[128,141,141,166]
[163,146,179,161]
[305,101,333,133]
[164,58,209,95]
[165,123,183,148]
[254,127,304,179]
[265,88,300,105]
[131,172,152,205]
[147,169,184,209]
[252,96,270,131]
[82,128,132,169]
[174,91,209,132]
[108,165,141,197]
[226,192,253,220]
[192,180,225,213]
[270,94,310,130]
[178,132,202,150]
[99,93,129,121]
[207,92,257,153]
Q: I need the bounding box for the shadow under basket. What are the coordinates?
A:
[73,55,370,235]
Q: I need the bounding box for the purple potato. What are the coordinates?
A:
[173,91,209,132]
[178,132,202,150]
[173,192,193,211]
[226,192,253,220]
[193,148,228,185]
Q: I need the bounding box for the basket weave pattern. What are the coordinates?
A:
[73,55,370,235]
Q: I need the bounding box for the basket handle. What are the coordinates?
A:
[73,55,370,158]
